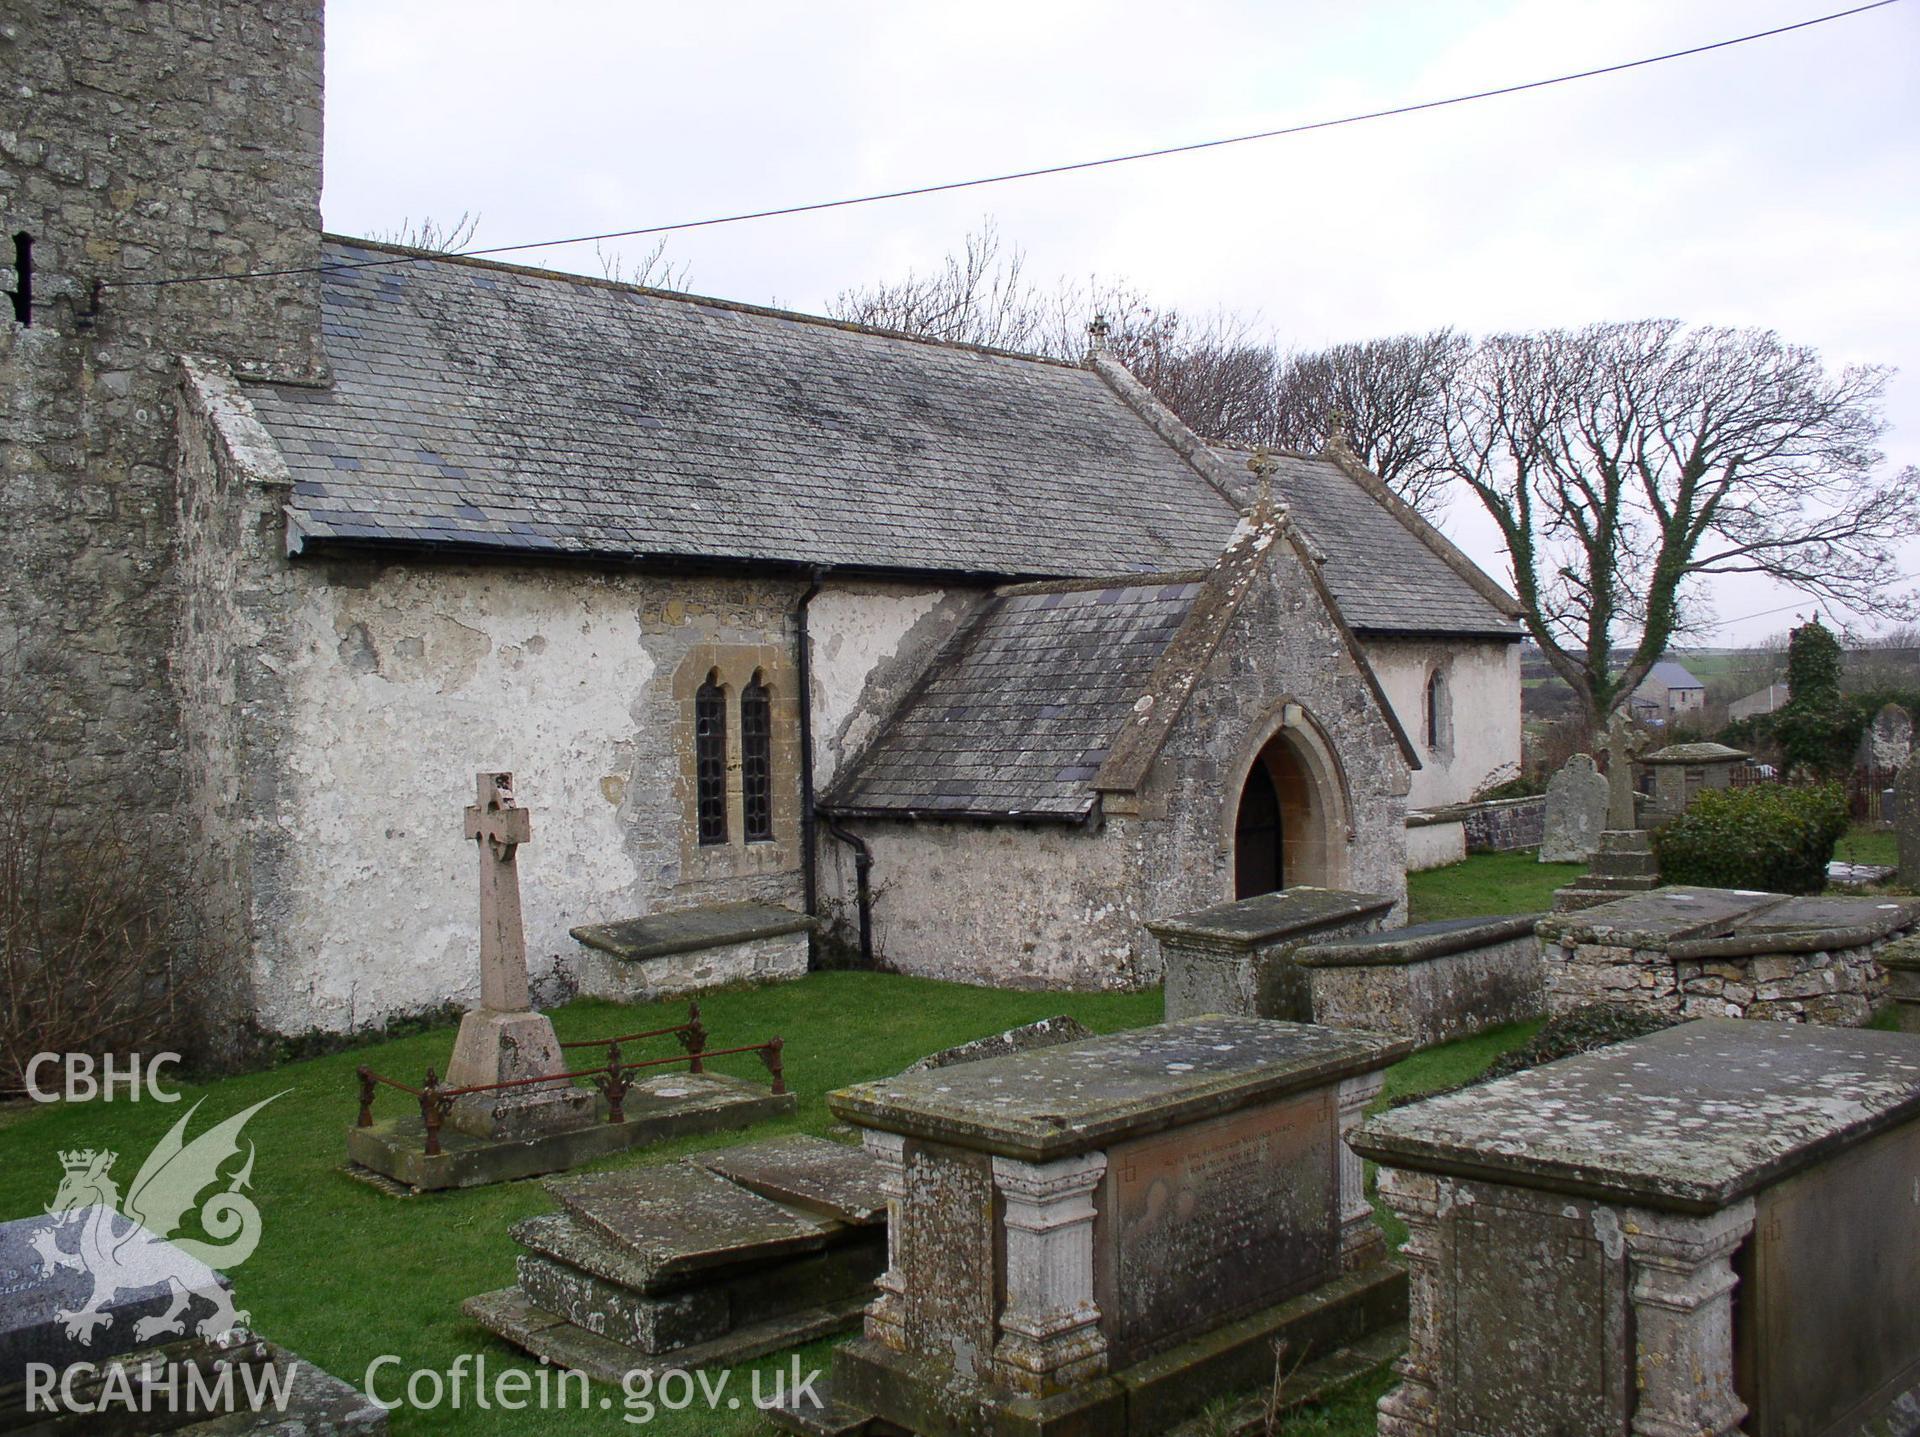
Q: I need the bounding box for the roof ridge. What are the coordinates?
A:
[319,233,1089,370]
[1319,441,1524,622]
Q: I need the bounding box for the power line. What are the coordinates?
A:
[1702,575,1920,631]
[114,0,1905,292]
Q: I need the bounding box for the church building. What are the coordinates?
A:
[2,1,1522,1044]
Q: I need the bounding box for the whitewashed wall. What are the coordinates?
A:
[1368,638,1522,810]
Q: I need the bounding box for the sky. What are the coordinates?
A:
[319,0,1920,648]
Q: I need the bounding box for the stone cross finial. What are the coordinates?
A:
[1324,407,1353,452]
[464,771,533,1012]
[1604,712,1641,831]
[1086,313,1110,355]
[1248,445,1279,511]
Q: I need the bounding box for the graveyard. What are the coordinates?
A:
[7,820,1917,1434]
[5,8,1919,1432]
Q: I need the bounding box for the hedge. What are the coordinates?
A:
[1651,783,1849,895]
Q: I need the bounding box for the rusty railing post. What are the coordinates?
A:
[596,1042,632,1125]
[679,1001,707,1075]
[759,1036,786,1096]
[355,1066,377,1128]
[419,1069,449,1157]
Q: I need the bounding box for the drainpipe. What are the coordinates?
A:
[822,815,874,969]
[795,569,825,966]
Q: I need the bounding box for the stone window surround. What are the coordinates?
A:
[1219,698,1356,897]
[673,644,801,883]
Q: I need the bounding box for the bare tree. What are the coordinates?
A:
[831,223,1282,454]
[830,219,1051,351]
[1443,320,1918,741]
[594,236,691,291]
[1268,330,1467,516]
[368,211,482,252]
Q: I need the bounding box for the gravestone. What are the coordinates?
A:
[1540,753,1608,862]
[0,1210,385,1433]
[1899,761,1920,888]
[1552,717,1660,910]
[1538,884,1920,1025]
[442,772,595,1139]
[465,1136,886,1382]
[1639,741,1749,826]
[775,1017,1411,1437]
[1152,886,1396,1022]
[1858,702,1913,771]
[346,772,795,1191]
[903,1015,1093,1073]
[1356,1020,1920,1437]
[0,1209,232,1377]
[1604,710,1641,831]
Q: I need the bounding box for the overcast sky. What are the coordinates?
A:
[320,0,1920,648]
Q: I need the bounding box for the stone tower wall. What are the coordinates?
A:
[0,1,325,1053]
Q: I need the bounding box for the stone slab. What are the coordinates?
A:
[0,1209,233,1380]
[1727,893,1920,936]
[1536,885,1785,948]
[571,901,815,961]
[1144,887,1395,951]
[1099,1088,1336,1361]
[463,1285,866,1386]
[547,1162,833,1289]
[830,1017,1410,1163]
[808,1260,1407,1437]
[509,1209,882,1342]
[691,1135,887,1226]
[901,1016,1094,1074]
[344,1072,795,1192]
[1353,1018,1920,1211]
[1295,913,1540,967]
[516,1252,728,1352]
[576,929,810,1003]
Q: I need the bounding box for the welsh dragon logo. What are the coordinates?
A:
[31,1094,284,1345]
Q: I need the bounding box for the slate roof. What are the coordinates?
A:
[1259,452,1518,638]
[1645,660,1705,690]
[823,577,1208,820]
[245,240,1240,578]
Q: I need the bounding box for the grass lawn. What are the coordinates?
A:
[2,976,1155,1435]
[1835,822,1897,868]
[1406,848,1584,923]
[3,966,1540,1435]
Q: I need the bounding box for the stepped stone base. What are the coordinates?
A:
[769,1261,1408,1437]
[1554,828,1659,911]
[346,1072,794,1192]
[468,1136,885,1378]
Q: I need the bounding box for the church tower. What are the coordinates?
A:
[0,1,326,1054]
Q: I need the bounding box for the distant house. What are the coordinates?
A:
[1630,661,1708,725]
[1728,682,1790,721]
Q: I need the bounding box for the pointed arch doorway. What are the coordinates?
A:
[1233,727,1337,899]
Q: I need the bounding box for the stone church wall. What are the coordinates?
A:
[1,1,326,1055]
[808,583,982,791]
[1368,636,1521,809]
[179,368,972,1037]
[832,817,1148,989]
[840,531,1410,990]
[1142,541,1410,943]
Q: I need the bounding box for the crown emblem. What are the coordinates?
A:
[58,1149,112,1175]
